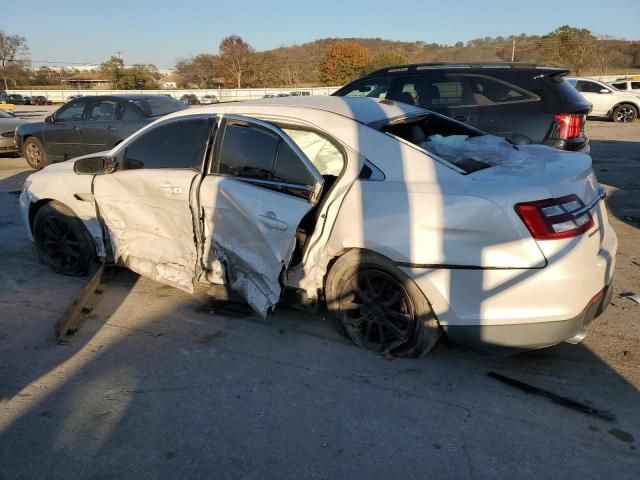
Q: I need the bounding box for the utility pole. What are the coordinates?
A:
[116,51,123,60]
[511,38,516,62]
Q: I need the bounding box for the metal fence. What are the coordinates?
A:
[5,86,341,103]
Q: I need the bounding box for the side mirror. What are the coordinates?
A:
[44,115,54,124]
[74,156,117,175]
[599,88,610,94]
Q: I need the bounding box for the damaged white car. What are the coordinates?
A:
[20,97,617,356]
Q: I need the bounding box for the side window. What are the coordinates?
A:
[577,81,604,93]
[631,82,640,90]
[340,78,391,99]
[123,117,212,170]
[612,82,627,90]
[273,141,317,186]
[218,123,279,179]
[55,99,86,122]
[120,104,142,121]
[282,128,345,177]
[466,76,536,105]
[389,76,467,108]
[87,100,117,121]
[217,122,320,187]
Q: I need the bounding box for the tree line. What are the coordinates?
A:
[1,26,639,90]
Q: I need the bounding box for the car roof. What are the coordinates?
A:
[166,97,427,126]
[359,62,568,78]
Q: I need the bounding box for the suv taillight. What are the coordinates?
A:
[554,114,583,140]
[515,194,594,240]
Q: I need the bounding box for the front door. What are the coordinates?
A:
[81,98,123,155]
[92,115,215,291]
[575,80,612,116]
[198,115,324,316]
[44,98,87,161]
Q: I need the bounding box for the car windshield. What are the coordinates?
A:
[129,96,187,117]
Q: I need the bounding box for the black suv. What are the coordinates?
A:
[333,63,591,152]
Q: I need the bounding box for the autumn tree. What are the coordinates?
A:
[219,35,254,88]
[318,42,371,85]
[0,31,29,90]
[362,52,407,74]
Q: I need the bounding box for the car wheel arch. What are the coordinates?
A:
[609,102,639,118]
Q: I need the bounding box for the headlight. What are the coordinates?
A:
[1,131,15,138]
[22,180,32,193]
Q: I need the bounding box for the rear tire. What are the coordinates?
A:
[33,201,96,276]
[325,250,441,357]
[612,104,637,123]
[23,137,50,170]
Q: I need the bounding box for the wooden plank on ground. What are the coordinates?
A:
[55,264,105,340]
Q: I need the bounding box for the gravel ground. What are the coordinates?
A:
[0,112,638,479]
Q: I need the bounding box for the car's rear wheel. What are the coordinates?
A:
[33,201,96,276]
[612,104,637,123]
[325,250,441,357]
[24,137,50,170]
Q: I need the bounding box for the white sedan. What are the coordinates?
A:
[19,97,617,356]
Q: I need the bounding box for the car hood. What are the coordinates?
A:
[0,117,26,132]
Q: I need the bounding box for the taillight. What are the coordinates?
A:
[554,114,583,140]
[515,194,594,240]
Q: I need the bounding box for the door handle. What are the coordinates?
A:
[258,211,287,231]
[159,183,183,195]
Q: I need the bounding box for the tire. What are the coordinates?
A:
[612,104,637,123]
[33,201,96,276]
[325,250,441,357]
[23,137,50,170]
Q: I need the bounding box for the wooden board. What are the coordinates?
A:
[55,264,105,340]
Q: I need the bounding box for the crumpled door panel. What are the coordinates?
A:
[199,176,313,317]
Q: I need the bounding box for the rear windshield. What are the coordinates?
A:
[548,75,590,106]
[381,113,497,173]
[129,96,187,117]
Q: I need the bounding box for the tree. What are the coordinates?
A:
[100,56,126,89]
[543,25,596,75]
[219,35,254,88]
[175,54,221,88]
[318,42,371,86]
[0,31,29,90]
[121,64,160,89]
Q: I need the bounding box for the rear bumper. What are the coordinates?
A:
[444,282,612,350]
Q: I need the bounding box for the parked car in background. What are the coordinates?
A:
[567,77,640,123]
[200,94,219,105]
[0,89,7,100]
[0,109,27,155]
[65,95,83,103]
[290,91,311,96]
[32,95,52,105]
[20,97,616,356]
[609,79,640,96]
[23,96,32,105]
[334,63,592,152]
[7,94,27,105]
[16,94,187,169]
[263,94,276,98]
[179,94,200,105]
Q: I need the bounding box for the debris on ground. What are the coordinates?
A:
[619,292,640,305]
[55,264,106,339]
[487,371,615,422]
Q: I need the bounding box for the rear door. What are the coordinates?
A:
[80,98,123,155]
[198,115,324,316]
[44,98,87,160]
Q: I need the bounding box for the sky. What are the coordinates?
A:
[2,0,639,70]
